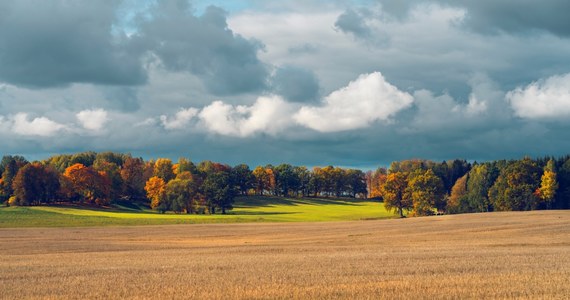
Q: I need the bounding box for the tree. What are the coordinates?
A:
[368,168,387,198]
[121,157,146,201]
[231,164,254,196]
[252,166,274,196]
[203,170,236,214]
[64,164,111,205]
[489,158,542,211]
[0,155,28,203]
[345,169,367,198]
[93,160,123,201]
[12,163,60,206]
[294,166,311,197]
[165,178,197,213]
[145,176,167,212]
[274,164,298,197]
[382,172,411,217]
[536,160,558,209]
[447,174,468,214]
[465,163,498,212]
[407,169,445,216]
[154,158,175,183]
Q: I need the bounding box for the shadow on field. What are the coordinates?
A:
[235,196,379,208]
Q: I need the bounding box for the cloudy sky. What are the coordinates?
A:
[1,0,570,168]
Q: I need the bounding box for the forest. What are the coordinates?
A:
[0,151,568,216]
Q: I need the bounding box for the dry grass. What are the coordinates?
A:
[1,211,569,299]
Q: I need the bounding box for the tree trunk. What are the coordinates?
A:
[398,207,404,218]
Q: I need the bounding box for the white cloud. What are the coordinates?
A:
[76,109,109,131]
[11,113,66,137]
[507,73,570,119]
[160,108,198,130]
[293,72,413,132]
[199,96,296,137]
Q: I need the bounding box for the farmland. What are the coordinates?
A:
[1,210,569,299]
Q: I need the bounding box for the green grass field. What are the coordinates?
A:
[0,196,394,228]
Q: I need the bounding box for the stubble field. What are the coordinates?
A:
[1,210,569,299]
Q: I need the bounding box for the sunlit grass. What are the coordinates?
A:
[0,196,394,228]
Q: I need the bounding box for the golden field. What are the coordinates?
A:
[1,210,569,299]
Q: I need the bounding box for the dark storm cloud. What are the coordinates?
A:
[271,66,320,102]
[0,0,146,88]
[378,0,570,37]
[334,9,371,38]
[135,1,269,95]
[103,87,140,112]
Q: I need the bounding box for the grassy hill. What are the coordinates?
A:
[0,196,393,228]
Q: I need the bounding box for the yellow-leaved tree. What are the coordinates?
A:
[145,176,167,212]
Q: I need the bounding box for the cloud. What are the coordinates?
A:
[378,0,570,37]
[507,73,570,119]
[11,113,66,136]
[334,9,372,38]
[135,3,268,95]
[0,0,146,88]
[76,109,109,131]
[271,66,320,102]
[294,72,413,132]
[199,96,296,137]
[160,108,199,130]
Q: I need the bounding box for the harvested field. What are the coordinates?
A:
[1,211,569,299]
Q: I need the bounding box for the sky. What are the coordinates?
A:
[1,0,570,168]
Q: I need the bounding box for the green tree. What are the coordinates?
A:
[203,170,236,214]
[407,169,445,216]
[165,178,197,213]
[489,158,542,211]
[231,164,254,196]
[465,163,498,212]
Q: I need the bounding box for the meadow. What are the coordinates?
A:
[0,196,393,228]
[1,210,569,299]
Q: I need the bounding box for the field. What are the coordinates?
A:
[0,197,393,228]
[1,210,569,299]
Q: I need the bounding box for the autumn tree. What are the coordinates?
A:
[93,160,123,201]
[252,166,274,196]
[145,176,167,212]
[0,155,29,203]
[382,172,411,217]
[154,158,175,183]
[447,174,468,214]
[121,157,146,201]
[64,163,111,205]
[12,163,60,206]
[536,159,558,209]
[368,168,387,198]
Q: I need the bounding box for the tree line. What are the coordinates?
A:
[367,157,570,216]
[0,152,367,214]
[1,152,568,216]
